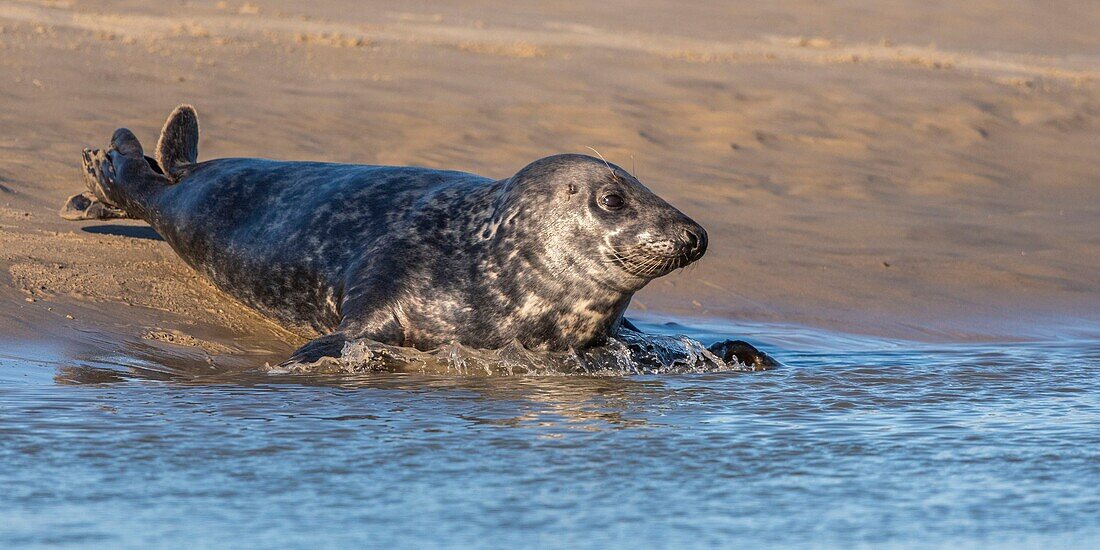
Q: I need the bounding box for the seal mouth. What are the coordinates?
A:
[605,245,697,279]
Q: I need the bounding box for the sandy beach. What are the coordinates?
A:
[2,0,1099,366]
[4,3,1100,547]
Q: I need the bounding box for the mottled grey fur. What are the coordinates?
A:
[75,106,776,368]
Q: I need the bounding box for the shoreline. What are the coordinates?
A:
[2,0,1098,367]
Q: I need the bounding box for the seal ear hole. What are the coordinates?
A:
[567,183,577,195]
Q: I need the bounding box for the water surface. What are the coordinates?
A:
[2,319,1098,548]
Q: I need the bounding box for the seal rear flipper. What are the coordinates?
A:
[81,147,117,206]
[64,127,171,221]
[59,191,132,220]
[62,147,135,220]
[108,129,170,209]
[155,104,199,182]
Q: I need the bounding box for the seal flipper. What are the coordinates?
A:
[60,147,136,220]
[279,333,349,370]
[66,129,170,221]
[59,191,131,220]
[155,104,199,182]
[708,339,780,370]
[105,129,167,205]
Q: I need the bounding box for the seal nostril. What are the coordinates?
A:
[684,230,698,250]
[681,227,707,260]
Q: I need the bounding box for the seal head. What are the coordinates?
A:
[492,154,707,295]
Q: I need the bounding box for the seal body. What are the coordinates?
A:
[75,106,777,368]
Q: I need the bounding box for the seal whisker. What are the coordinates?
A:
[584,146,617,179]
[655,257,669,278]
[657,256,673,277]
[606,243,700,278]
[638,253,663,278]
[604,243,686,278]
[610,249,651,274]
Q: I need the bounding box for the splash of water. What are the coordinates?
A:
[271,331,762,376]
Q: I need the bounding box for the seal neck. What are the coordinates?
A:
[480,188,636,349]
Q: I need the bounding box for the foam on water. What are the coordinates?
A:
[275,329,756,375]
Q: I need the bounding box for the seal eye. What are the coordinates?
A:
[601,193,625,209]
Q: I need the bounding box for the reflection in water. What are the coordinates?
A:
[54,356,672,429]
[2,320,1099,547]
[48,319,776,430]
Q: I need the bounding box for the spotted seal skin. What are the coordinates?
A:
[74,105,778,369]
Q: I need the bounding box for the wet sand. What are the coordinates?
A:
[1,0,1099,365]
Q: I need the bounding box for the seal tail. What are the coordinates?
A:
[155,104,199,182]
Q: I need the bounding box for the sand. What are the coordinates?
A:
[1,0,1098,366]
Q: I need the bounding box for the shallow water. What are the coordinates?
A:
[281,322,759,375]
[2,319,1099,548]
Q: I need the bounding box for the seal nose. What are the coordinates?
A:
[682,226,708,262]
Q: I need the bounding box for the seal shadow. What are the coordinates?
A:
[82,224,163,241]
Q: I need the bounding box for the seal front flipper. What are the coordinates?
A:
[279,313,403,371]
[155,104,199,182]
[708,339,780,370]
[281,332,350,369]
[616,319,780,370]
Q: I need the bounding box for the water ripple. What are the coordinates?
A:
[1,321,1098,547]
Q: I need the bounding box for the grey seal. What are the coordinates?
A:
[70,105,777,370]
